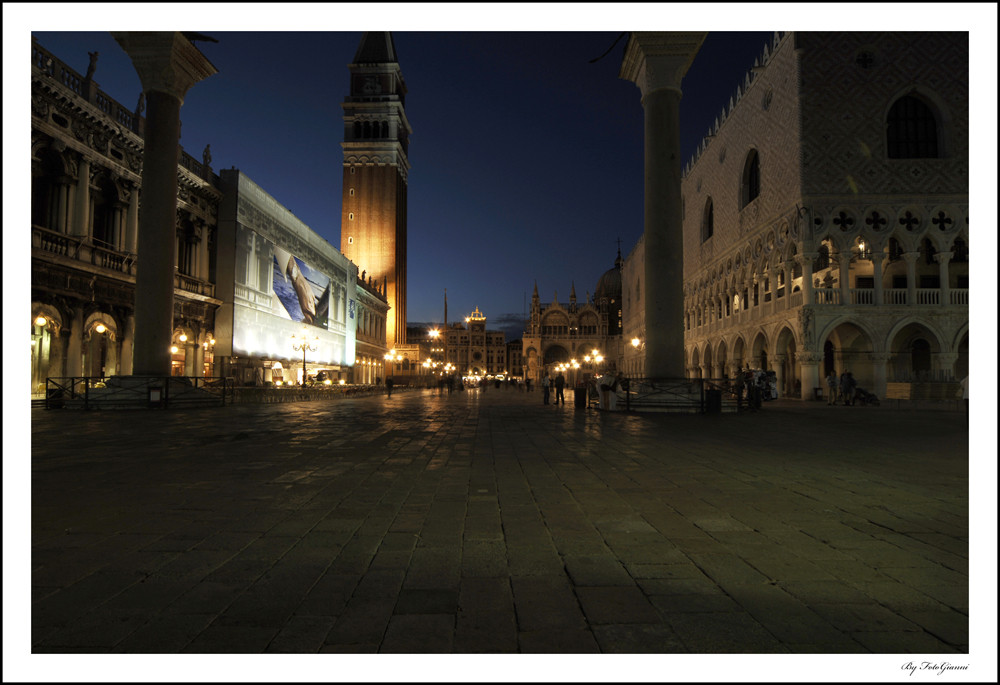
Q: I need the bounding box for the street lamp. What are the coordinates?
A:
[291,328,319,386]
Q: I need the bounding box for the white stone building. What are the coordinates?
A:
[624,31,968,401]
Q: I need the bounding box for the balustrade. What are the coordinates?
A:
[850,288,874,305]
[813,288,840,305]
[950,289,968,305]
[885,289,908,305]
[915,288,940,305]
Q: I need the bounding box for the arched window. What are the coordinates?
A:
[702,197,714,242]
[887,95,939,159]
[740,150,760,208]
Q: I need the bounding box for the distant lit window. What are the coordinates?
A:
[740,149,760,208]
[349,213,354,221]
[348,236,353,244]
[349,188,354,196]
[887,95,939,159]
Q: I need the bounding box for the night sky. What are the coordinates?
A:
[25,24,784,335]
[8,5,997,681]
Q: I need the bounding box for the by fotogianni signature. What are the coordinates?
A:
[902,662,970,676]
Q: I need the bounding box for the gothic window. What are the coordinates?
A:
[702,197,714,242]
[951,237,968,262]
[740,149,760,209]
[887,95,939,159]
[921,237,937,265]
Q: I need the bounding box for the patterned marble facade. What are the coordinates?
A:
[624,32,969,400]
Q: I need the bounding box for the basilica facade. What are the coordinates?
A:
[622,32,969,401]
[521,251,625,385]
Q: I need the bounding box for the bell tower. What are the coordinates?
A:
[341,32,412,346]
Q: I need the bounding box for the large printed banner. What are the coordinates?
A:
[271,245,331,330]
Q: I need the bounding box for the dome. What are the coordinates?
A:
[594,250,623,302]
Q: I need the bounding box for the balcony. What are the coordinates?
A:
[34,224,215,299]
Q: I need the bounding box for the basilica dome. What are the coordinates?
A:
[594,250,624,303]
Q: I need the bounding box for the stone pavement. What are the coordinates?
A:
[27,387,971,659]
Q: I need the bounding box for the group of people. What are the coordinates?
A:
[538,370,624,410]
[825,370,864,406]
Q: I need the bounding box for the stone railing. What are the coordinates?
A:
[33,225,135,276]
[33,41,139,134]
[950,289,969,305]
[175,272,215,298]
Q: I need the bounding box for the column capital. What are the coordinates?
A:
[933,251,954,264]
[902,251,921,265]
[867,352,891,364]
[112,32,217,104]
[619,32,708,96]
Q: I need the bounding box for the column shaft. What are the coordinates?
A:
[132,90,181,376]
[643,87,685,379]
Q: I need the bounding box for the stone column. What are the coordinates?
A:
[113,32,216,376]
[872,253,885,305]
[932,352,958,381]
[934,252,953,306]
[902,251,919,305]
[798,352,822,401]
[620,32,706,380]
[798,252,816,305]
[772,354,785,398]
[119,314,135,376]
[868,352,889,400]
[838,252,851,305]
[125,183,139,253]
[66,306,84,377]
[72,155,91,238]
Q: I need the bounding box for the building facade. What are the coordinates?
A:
[625,32,968,400]
[30,36,389,393]
[30,38,222,391]
[521,251,625,385]
[339,32,412,348]
[444,308,508,379]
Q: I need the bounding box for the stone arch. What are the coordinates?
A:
[886,318,947,382]
[542,344,569,367]
[702,341,714,377]
[715,338,730,378]
[749,330,769,370]
[690,345,701,378]
[819,318,876,390]
[32,302,65,336]
[774,324,799,397]
[84,311,118,342]
[732,335,747,370]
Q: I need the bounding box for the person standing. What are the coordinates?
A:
[826,371,839,405]
[554,372,566,406]
[385,377,394,397]
[541,373,551,405]
[842,371,856,406]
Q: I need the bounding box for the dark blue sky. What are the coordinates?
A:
[28,28,778,331]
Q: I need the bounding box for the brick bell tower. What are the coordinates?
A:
[341,32,412,347]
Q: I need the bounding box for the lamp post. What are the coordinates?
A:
[291,328,318,386]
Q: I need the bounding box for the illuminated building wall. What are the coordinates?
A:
[216,169,357,383]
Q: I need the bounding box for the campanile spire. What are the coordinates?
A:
[340,32,412,347]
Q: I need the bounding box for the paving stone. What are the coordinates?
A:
[591,623,689,653]
[575,586,662,624]
[30,393,968,656]
[380,614,455,653]
[518,629,600,653]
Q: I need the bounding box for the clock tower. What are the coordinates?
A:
[341,32,412,347]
